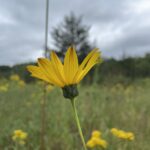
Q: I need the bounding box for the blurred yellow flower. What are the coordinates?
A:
[111,128,135,141]
[10,74,20,81]
[0,85,8,92]
[96,138,107,148]
[92,130,101,138]
[110,128,118,134]
[125,132,135,140]
[12,129,28,145]
[86,139,95,148]
[18,80,26,87]
[87,130,108,149]
[27,46,101,88]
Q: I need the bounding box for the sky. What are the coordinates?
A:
[0,0,150,65]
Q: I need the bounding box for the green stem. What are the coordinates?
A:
[71,99,87,150]
[40,83,47,150]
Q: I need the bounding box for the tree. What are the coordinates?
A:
[51,13,93,61]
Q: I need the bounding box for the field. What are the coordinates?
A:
[0,77,150,150]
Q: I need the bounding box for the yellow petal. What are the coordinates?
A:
[51,51,66,85]
[79,48,99,70]
[76,51,100,82]
[38,58,64,87]
[73,49,100,83]
[27,65,50,83]
[64,46,79,84]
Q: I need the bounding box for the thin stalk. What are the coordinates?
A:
[71,99,87,150]
[40,83,47,150]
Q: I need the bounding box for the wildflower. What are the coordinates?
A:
[110,128,118,135]
[18,80,26,87]
[27,46,101,99]
[12,129,28,145]
[0,85,8,92]
[96,138,107,149]
[125,132,135,140]
[10,74,20,81]
[110,128,135,141]
[92,130,101,138]
[86,139,95,148]
[87,130,108,149]
[27,46,101,150]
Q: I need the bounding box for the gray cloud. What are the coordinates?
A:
[0,0,150,65]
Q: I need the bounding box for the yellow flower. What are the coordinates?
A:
[92,130,101,138]
[110,128,118,135]
[10,74,20,81]
[0,85,8,92]
[27,46,101,88]
[86,139,95,148]
[110,128,135,141]
[87,130,108,149]
[117,130,127,139]
[96,138,108,149]
[87,137,108,149]
[125,132,135,140]
[18,80,26,87]
[12,129,28,145]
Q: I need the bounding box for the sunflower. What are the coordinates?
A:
[27,46,101,98]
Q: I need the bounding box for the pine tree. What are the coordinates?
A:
[51,13,93,61]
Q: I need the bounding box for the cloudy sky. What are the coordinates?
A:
[0,0,150,65]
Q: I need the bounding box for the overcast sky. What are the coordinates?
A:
[0,0,150,65]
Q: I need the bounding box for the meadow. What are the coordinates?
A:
[0,76,150,150]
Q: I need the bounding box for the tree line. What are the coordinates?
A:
[0,54,150,84]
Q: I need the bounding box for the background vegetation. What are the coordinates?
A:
[0,77,150,149]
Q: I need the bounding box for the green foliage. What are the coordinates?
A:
[0,63,35,83]
[97,55,150,84]
[0,78,150,149]
[0,66,11,79]
[11,63,34,82]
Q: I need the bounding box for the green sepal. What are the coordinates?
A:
[62,84,79,99]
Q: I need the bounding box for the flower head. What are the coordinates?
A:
[18,80,26,87]
[12,129,28,145]
[10,74,20,81]
[92,130,101,138]
[111,128,135,141]
[27,46,101,99]
[0,84,8,92]
[86,139,95,148]
[27,47,101,87]
[125,132,135,140]
[110,128,118,135]
[87,130,108,149]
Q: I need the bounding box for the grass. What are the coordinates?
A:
[0,78,150,150]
